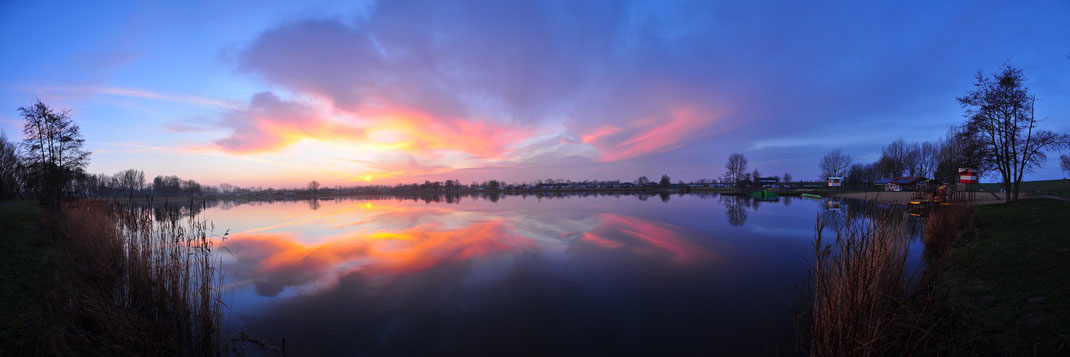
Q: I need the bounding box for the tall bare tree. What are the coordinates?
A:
[879,139,909,177]
[308,180,321,193]
[917,141,940,179]
[0,131,21,199]
[18,100,90,206]
[958,64,1069,202]
[1061,154,1070,177]
[819,149,852,180]
[934,125,984,183]
[724,153,748,186]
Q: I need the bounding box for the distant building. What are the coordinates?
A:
[757,176,779,187]
[875,176,927,191]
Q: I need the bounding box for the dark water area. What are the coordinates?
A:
[176,193,924,356]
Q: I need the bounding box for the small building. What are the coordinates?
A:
[757,176,779,187]
[875,176,928,191]
[827,177,842,187]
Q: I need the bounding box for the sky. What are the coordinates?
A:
[1,0,1069,187]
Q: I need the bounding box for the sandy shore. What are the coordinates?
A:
[832,191,1021,205]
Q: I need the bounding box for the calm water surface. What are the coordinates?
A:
[201,194,923,355]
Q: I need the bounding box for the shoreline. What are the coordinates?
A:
[830,190,1025,205]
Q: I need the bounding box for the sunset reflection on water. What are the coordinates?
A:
[221,199,718,297]
[200,194,895,355]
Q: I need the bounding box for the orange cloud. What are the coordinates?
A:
[211,93,533,173]
[225,220,533,295]
[357,107,532,160]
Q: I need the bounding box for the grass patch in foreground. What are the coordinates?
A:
[935,198,1070,354]
[0,201,46,351]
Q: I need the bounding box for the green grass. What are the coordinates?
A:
[980,179,1070,197]
[934,198,1070,354]
[0,201,46,351]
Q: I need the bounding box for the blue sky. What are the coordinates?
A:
[1,0,1068,187]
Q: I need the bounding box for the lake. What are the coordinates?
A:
[198,193,924,355]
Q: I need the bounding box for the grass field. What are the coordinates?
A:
[934,198,1070,354]
[0,201,45,351]
[980,179,1070,197]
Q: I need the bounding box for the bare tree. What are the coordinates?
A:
[903,142,922,176]
[308,180,321,193]
[819,149,852,180]
[783,172,792,183]
[117,169,145,196]
[934,125,984,183]
[724,153,749,186]
[846,163,876,184]
[0,131,21,199]
[1061,154,1070,176]
[917,141,940,179]
[879,139,908,177]
[18,100,90,206]
[958,64,1070,202]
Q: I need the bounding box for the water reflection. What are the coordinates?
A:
[160,194,924,355]
[721,195,748,226]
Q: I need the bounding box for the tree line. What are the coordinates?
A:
[0,101,90,207]
[817,64,1068,203]
[715,64,1069,203]
[0,101,221,202]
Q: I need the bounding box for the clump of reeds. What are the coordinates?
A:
[923,205,975,258]
[797,209,933,356]
[36,199,227,356]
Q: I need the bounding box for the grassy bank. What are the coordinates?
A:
[932,198,1070,354]
[980,179,1070,197]
[0,201,46,352]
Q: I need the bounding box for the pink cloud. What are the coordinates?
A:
[581,213,716,264]
[580,107,719,162]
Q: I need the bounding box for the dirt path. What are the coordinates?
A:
[831,191,1027,205]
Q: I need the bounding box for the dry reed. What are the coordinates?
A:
[797,209,933,356]
[923,205,975,258]
[35,199,227,355]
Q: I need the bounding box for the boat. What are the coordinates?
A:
[749,190,779,200]
[801,193,822,199]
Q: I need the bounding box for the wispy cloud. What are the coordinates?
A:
[25,85,242,110]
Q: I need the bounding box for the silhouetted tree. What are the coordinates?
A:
[724,153,748,187]
[819,149,851,180]
[308,180,321,193]
[934,125,985,183]
[635,176,651,185]
[878,139,909,178]
[0,132,20,199]
[783,172,792,183]
[846,163,876,184]
[117,169,145,196]
[659,174,671,187]
[958,64,1070,202]
[1062,154,1070,176]
[917,141,940,178]
[18,100,90,207]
